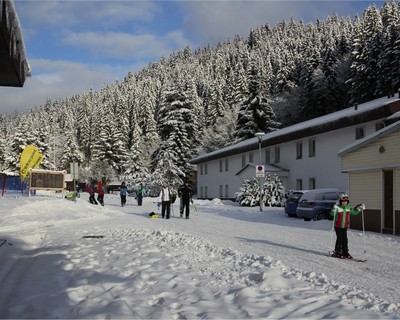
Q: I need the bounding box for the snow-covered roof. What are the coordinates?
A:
[191,96,400,164]
[338,119,400,156]
[0,0,31,87]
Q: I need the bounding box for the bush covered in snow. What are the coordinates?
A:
[235,174,285,207]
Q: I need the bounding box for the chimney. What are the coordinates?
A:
[354,103,358,111]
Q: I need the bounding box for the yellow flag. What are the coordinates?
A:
[20,145,43,179]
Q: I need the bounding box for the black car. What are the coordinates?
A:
[296,188,345,221]
[284,190,307,217]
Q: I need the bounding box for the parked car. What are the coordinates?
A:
[284,190,308,217]
[296,188,345,221]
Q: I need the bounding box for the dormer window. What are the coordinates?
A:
[355,126,365,140]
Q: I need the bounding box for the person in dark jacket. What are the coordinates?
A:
[330,194,365,259]
[119,182,128,207]
[86,183,98,205]
[178,181,193,219]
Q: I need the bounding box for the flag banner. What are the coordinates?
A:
[20,145,43,180]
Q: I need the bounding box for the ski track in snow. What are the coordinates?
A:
[0,193,399,319]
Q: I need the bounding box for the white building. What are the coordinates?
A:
[190,96,400,200]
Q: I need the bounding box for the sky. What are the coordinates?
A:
[0,0,388,115]
[0,190,399,318]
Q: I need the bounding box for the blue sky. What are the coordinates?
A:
[0,0,387,115]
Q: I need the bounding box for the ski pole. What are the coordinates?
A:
[328,205,338,255]
[361,207,366,254]
[329,215,335,255]
[191,199,198,215]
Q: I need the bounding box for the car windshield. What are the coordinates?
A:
[290,193,304,200]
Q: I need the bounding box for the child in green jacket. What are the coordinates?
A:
[330,194,365,259]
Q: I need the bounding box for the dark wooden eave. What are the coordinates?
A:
[0,0,29,87]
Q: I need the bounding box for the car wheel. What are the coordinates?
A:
[315,211,328,221]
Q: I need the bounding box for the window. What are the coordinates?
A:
[375,122,385,131]
[308,138,316,157]
[225,158,229,172]
[296,179,303,190]
[219,185,223,198]
[200,186,203,198]
[296,141,303,159]
[205,163,208,175]
[265,149,271,164]
[225,185,229,198]
[309,178,315,189]
[355,126,365,139]
[274,146,280,163]
[242,154,246,167]
[205,186,208,198]
[219,159,223,172]
[249,152,254,164]
[200,164,203,175]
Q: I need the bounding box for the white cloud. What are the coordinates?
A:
[16,1,159,29]
[180,1,372,46]
[62,30,191,60]
[0,59,126,114]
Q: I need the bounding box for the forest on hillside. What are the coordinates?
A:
[1,1,400,191]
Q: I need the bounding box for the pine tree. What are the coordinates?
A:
[233,65,280,143]
[157,86,197,176]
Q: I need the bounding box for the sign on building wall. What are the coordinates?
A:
[256,165,265,178]
[29,169,66,191]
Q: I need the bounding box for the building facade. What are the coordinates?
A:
[339,120,400,236]
[191,96,400,200]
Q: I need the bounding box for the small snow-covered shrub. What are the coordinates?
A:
[235,174,285,207]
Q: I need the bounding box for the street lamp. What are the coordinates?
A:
[255,132,265,212]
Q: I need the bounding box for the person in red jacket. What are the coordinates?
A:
[97,179,105,206]
[330,194,365,259]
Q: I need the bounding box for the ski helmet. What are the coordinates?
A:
[340,194,349,202]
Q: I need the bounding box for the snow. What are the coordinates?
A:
[1,191,399,319]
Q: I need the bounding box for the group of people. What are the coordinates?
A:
[157,181,193,219]
[85,179,194,220]
[119,182,146,207]
[86,180,147,207]
[86,179,105,206]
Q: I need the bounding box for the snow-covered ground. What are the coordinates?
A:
[0,191,399,319]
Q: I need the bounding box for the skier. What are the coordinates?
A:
[86,183,98,205]
[119,182,128,207]
[97,179,105,206]
[158,181,172,219]
[330,194,365,259]
[178,181,193,219]
[137,184,145,206]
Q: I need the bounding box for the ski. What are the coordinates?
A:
[328,253,367,262]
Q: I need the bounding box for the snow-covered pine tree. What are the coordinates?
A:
[235,178,261,207]
[233,64,280,143]
[3,118,36,174]
[236,173,285,207]
[262,173,285,207]
[149,141,184,193]
[91,110,129,178]
[59,124,84,171]
[123,121,149,186]
[156,84,197,177]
